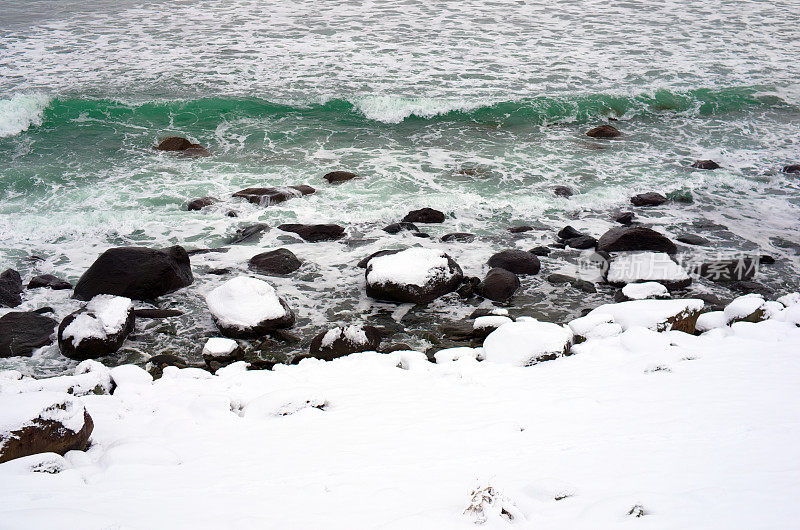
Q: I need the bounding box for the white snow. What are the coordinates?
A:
[109,365,153,387]
[0,392,86,445]
[587,299,704,331]
[1,361,112,396]
[433,347,482,364]
[695,311,728,332]
[202,337,239,358]
[777,292,800,307]
[61,295,132,347]
[205,276,287,328]
[568,313,624,341]
[724,294,765,323]
[606,252,689,284]
[776,304,800,326]
[3,304,800,528]
[482,320,573,366]
[473,315,513,330]
[320,325,370,348]
[366,248,452,287]
[621,281,669,300]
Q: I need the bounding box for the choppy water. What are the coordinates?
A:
[1,0,800,375]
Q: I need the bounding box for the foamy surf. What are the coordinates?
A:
[0,93,50,138]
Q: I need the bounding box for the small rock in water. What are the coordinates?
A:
[509,225,534,233]
[547,273,574,284]
[0,269,23,307]
[383,222,418,234]
[677,234,709,246]
[249,248,302,275]
[692,159,720,170]
[630,192,667,207]
[412,232,430,238]
[278,223,345,242]
[456,276,481,298]
[529,246,551,256]
[133,309,184,318]
[232,185,315,207]
[186,196,217,211]
[307,325,383,361]
[476,268,520,302]
[441,232,476,243]
[759,254,776,265]
[323,171,358,184]
[586,124,621,138]
[557,226,584,240]
[564,235,597,249]
[553,186,573,198]
[156,136,210,156]
[27,274,72,290]
[402,207,446,224]
[202,337,243,365]
[487,249,541,275]
[597,226,677,254]
[615,211,635,225]
[227,223,270,244]
[782,164,800,173]
[0,311,58,358]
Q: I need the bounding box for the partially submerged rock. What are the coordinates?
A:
[58,295,135,360]
[630,192,667,207]
[487,249,540,275]
[0,311,58,358]
[691,160,720,170]
[202,337,243,365]
[596,226,677,254]
[307,325,383,361]
[248,248,301,275]
[278,224,345,242]
[186,196,217,211]
[586,124,621,138]
[0,269,23,307]
[73,246,193,301]
[233,185,315,207]
[606,252,691,289]
[323,171,358,184]
[383,222,418,234]
[205,276,295,338]
[483,320,573,366]
[156,136,210,156]
[0,392,94,464]
[553,186,573,198]
[402,208,445,224]
[365,248,463,304]
[27,274,72,290]
[615,211,635,225]
[227,223,270,244]
[441,232,476,243]
[782,164,800,174]
[475,268,520,302]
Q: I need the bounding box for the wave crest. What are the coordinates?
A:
[0,93,51,137]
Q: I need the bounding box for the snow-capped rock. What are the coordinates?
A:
[606,252,691,289]
[57,295,134,360]
[307,325,383,361]
[586,298,705,333]
[724,294,766,324]
[205,276,295,338]
[365,248,463,304]
[621,281,669,300]
[483,320,573,366]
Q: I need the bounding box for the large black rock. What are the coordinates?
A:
[73,246,193,301]
[596,226,677,254]
[278,224,345,242]
[402,208,446,224]
[475,268,520,302]
[0,312,58,358]
[249,248,302,275]
[487,249,541,275]
[630,192,667,207]
[0,269,23,307]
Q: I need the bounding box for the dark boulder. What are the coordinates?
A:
[782,164,800,174]
[0,395,93,464]
[248,248,301,275]
[696,257,758,282]
[232,185,315,206]
[187,196,217,211]
[456,276,481,298]
[323,171,358,184]
[596,226,677,254]
[357,249,402,269]
[557,226,584,240]
[630,192,667,207]
[58,297,135,360]
[475,268,520,302]
[0,269,23,307]
[726,280,774,298]
[586,125,621,138]
[441,232,476,243]
[759,255,776,265]
[27,274,72,291]
[73,246,193,301]
[156,136,210,156]
[487,249,540,275]
[308,325,383,361]
[278,223,345,242]
[0,312,58,358]
[564,235,597,250]
[509,225,534,234]
[133,309,184,318]
[529,246,551,256]
[227,223,270,244]
[615,211,635,225]
[402,208,446,224]
[677,234,709,246]
[365,249,463,304]
[553,186,573,198]
[692,160,720,170]
[383,222,418,234]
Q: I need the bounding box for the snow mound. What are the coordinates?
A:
[777,292,800,307]
[568,312,623,341]
[724,294,765,323]
[473,315,513,330]
[622,281,669,300]
[606,252,690,287]
[433,347,482,364]
[587,299,704,332]
[245,388,327,417]
[61,295,132,347]
[205,276,289,328]
[202,337,239,358]
[483,320,573,366]
[696,311,728,332]
[1,361,112,396]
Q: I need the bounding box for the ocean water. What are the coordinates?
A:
[1,0,799,374]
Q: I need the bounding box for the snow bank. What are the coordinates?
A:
[587,298,704,332]
[473,315,513,330]
[696,311,727,332]
[366,248,450,287]
[1,360,112,396]
[621,281,668,300]
[724,294,765,323]
[482,320,573,366]
[61,295,132,347]
[205,276,288,328]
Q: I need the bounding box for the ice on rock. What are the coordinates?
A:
[206,276,288,329]
[202,337,239,358]
[61,295,132,347]
[587,299,704,332]
[622,281,669,300]
[606,252,690,287]
[483,320,573,366]
[724,294,765,323]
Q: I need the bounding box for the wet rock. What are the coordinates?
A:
[782,164,800,173]
[596,226,677,254]
[509,225,534,234]
[0,393,94,464]
[630,192,667,207]
[58,296,135,360]
[547,274,597,293]
[440,321,475,341]
[186,196,217,211]
[564,235,597,249]
[206,276,295,339]
[615,211,635,225]
[73,246,193,301]
[323,171,358,184]
[547,273,573,284]
[677,234,709,246]
[586,124,621,138]
[133,309,184,318]
[487,249,541,275]
[456,276,481,298]
[32,307,55,315]
[475,268,520,302]
[0,269,23,307]
[553,186,573,198]
[402,208,446,224]
[0,312,58,358]
[529,246,551,256]
[357,249,403,269]
[206,268,231,275]
[441,232,476,243]
[227,223,270,244]
[248,248,301,275]
[232,185,315,206]
[759,254,776,265]
[412,232,430,238]
[692,160,720,170]
[278,223,345,242]
[383,222,418,234]
[469,308,510,319]
[365,248,463,304]
[725,280,774,298]
[557,226,584,240]
[186,247,229,256]
[156,136,210,156]
[308,325,383,361]
[27,274,72,290]
[696,257,758,282]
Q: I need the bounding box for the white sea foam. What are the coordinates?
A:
[0,94,50,137]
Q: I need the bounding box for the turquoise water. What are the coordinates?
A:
[1,0,799,374]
